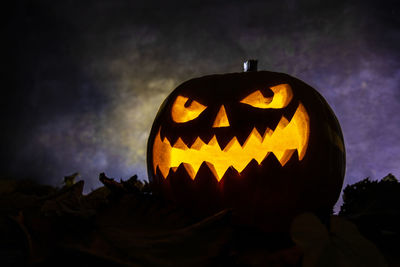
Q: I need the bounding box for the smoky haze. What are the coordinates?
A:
[3,0,400,209]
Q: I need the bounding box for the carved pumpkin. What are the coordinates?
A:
[147,63,345,231]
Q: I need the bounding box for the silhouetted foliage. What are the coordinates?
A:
[340,173,399,216]
[340,174,400,265]
[0,173,398,266]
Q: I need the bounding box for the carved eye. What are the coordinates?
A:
[240,84,293,109]
[171,95,207,123]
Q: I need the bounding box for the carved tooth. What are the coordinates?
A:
[162,135,171,146]
[173,137,188,150]
[223,137,240,152]
[255,125,267,139]
[275,116,290,132]
[220,166,240,182]
[223,137,250,172]
[261,152,271,163]
[204,162,224,182]
[235,129,252,147]
[267,118,280,132]
[182,163,196,180]
[233,158,253,173]
[191,137,205,150]
[241,128,264,164]
[275,149,296,166]
[158,164,170,180]
[243,127,263,148]
[272,150,284,166]
[160,127,167,143]
[207,135,222,150]
[216,133,234,151]
[240,158,261,177]
[181,135,198,149]
[200,132,214,144]
[262,128,273,141]
[189,160,203,176]
[260,152,283,169]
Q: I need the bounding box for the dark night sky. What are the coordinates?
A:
[3,0,400,209]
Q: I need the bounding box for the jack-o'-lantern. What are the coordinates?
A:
[147,61,345,231]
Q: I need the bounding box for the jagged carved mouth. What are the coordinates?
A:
[153,103,310,181]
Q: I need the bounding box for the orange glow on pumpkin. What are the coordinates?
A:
[153,103,310,181]
[212,105,230,128]
[171,95,207,123]
[240,84,293,109]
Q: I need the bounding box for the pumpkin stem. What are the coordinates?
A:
[244,60,258,72]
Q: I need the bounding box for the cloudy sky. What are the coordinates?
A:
[3,0,400,208]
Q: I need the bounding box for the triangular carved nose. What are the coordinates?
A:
[213,105,230,128]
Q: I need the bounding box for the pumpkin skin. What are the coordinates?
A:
[147,70,345,231]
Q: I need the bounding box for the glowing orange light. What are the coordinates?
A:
[171,95,207,123]
[153,103,310,181]
[240,84,293,109]
[213,105,230,128]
